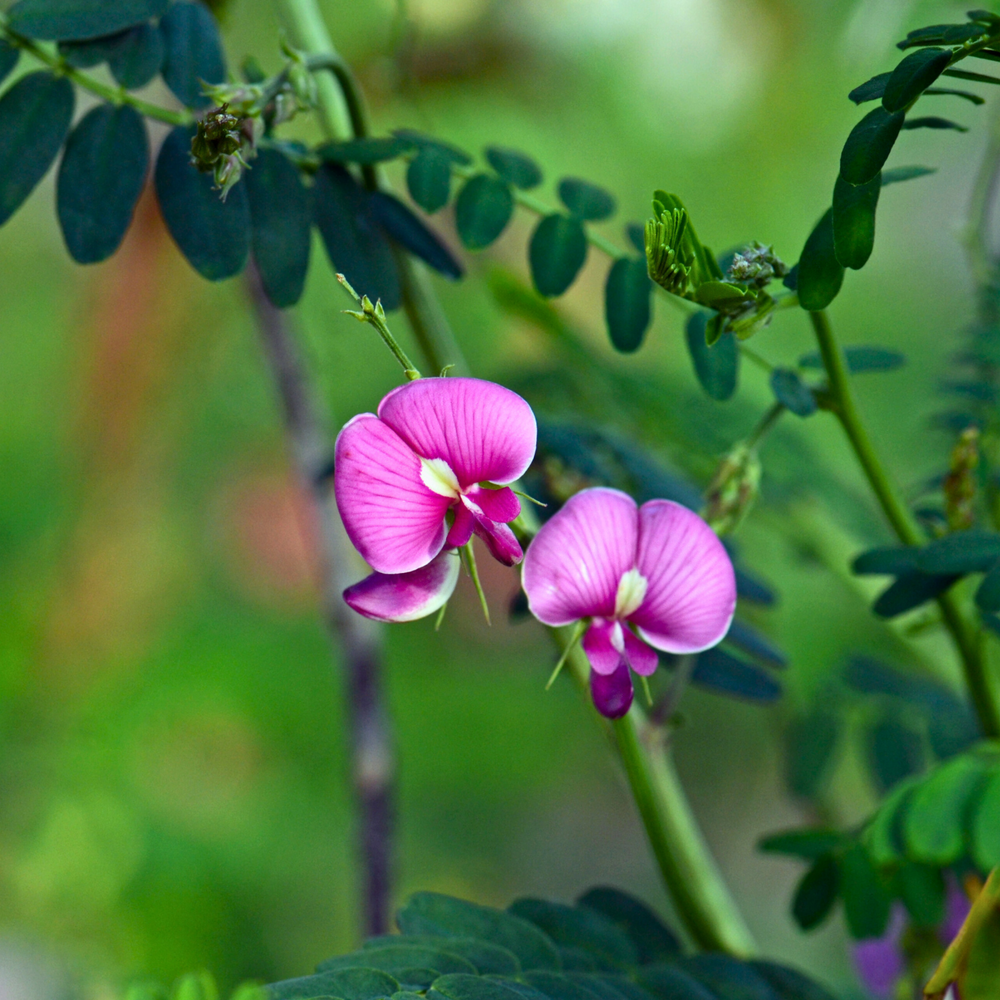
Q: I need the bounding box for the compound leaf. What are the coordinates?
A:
[605,257,652,353]
[370,191,463,280]
[832,172,880,270]
[796,209,844,311]
[160,0,226,108]
[407,146,453,214]
[558,178,616,222]
[882,48,952,112]
[6,0,168,40]
[455,174,514,250]
[840,106,905,186]
[486,146,542,190]
[529,214,588,297]
[107,22,163,89]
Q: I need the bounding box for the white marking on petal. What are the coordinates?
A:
[420,456,460,498]
[610,621,625,654]
[615,567,648,619]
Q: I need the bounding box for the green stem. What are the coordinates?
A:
[810,309,1000,737]
[0,24,192,126]
[556,629,756,956]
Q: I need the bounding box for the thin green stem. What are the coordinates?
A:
[746,401,785,450]
[0,24,192,126]
[810,309,1000,737]
[555,627,756,956]
[337,274,421,379]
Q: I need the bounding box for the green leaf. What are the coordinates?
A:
[975,562,1000,612]
[769,368,816,417]
[796,209,844,311]
[160,0,226,108]
[393,130,471,165]
[625,223,645,255]
[882,47,952,112]
[509,898,637,970]
[575,888,680,963]
[455,174,514,250]
[851,546,918,575]
[903,753,987,864]
[407,147,453,214]
[747,963,837,1000]
[552,951,596,974]
[370,191,463,280]
[873,571,959,618]
[684,312,738,400]
[724,619,786,669]
[849,72,891,105]
[840,106,905,186]
[839,844,891,940]
[863,776,920,866]
[924,87,986,104]
[58,31,130,68]
[318,137,413,165]
[635,966,716,1000]
[529,215,588,297]
[605,258,652,353]
[895,864,945,928]
[791,855,839,931]
[690,648,781,703]
[0,38,21,85]
[313,163,401,310]
[897,23,982,48]
[832,172,880,270]
[867,715,924,793]
[397,893,560,971]
[799,345,905,371]
[881,165,937,185]
[268,969,399,1000]
[485,146,542,190]
[677,956,781,1000]
[693,280,749,308]
[971,765,1000,869]
[585,976,654,1000]
[365,937,521,977]
[245,146,311,308]
[0,72,75,228]
[916,530,1000,574]
[784,710,839,800]
[521,973,604,1000]
[154,125,250,281]
[107,23,163,89]
[430,977,539,1000]
[901,116,969,131]
[56,103,148,264]
[943,67,1000,85]
[6,0,168,40]
[558,178,615,222]
[759,829,843,860]
[318,946,477,979]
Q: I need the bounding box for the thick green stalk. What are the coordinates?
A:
[558,631,756,956]
[810,309,1000,738]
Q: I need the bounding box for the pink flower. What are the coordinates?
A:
[521,487,737,718]
[335,377,536,621]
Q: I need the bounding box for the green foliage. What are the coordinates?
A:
[840,107,904,186]
[160,0,226,108]
[689,648,781,703]
[0,37,20,84]
[0,71,74,227]
[882,48,952,112]
[795,210,842,312]
[56,103,148,264]
[901,116,969,131]
[790,856,839,931]
[485,147,542,190]
[313,163,401,308]
[558,178,616,222]
[407,147,454,213]
[155,124,250,281]
[6,0,168,41]
[455,174,514,250]
[529,215,588,297]
[768,369,816,418]
[370,192,463,281]
[684,312,739,401]
[108,23,165,89]
[831,173,880,270]
[245,147,312,308]
[265,890,831,1000]
[320,137,414,165]
[604,258,652,353]
[797,346,904,372]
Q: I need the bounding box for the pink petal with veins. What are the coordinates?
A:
[631,500,736,654]
[622,630,659,676]
[378,377,537,489]
[590,660,633,719]
[522,488,639,626]
[334,413,450,574]
[582,620,622,675]
[343,550,460,623]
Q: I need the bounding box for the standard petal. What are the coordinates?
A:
[632,500,737,654]
[471,515,523,566]
[465,484,521,523]
[378,377,537,488]
[334,413,450,574]
[622,630,658,676]
[343,550,460,623]
[582,620,621,675]
[521,487,638,625]
[590,660,633,719]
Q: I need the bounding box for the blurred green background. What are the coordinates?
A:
[0,0,994,997]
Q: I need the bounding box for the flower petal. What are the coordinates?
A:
[631,500,736,654]
[446,503,474,549]
[582,620,621,675]
[590,660,633,719]
[378,377,537,489]
[465,484,521,523]
[622,630,658,676]
[522,487,639,626]
[471,514,523,566]
[335,413,450,574]
[343,550,460,623]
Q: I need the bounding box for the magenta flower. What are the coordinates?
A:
[521,487,736,718]
[335,377,536,621]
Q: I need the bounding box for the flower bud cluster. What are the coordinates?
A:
[943,425,980,530]
[190,103,260,199]
[727,242,789,290]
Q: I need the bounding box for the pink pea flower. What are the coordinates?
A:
[521,487,736,718]
[334,377,536,621]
